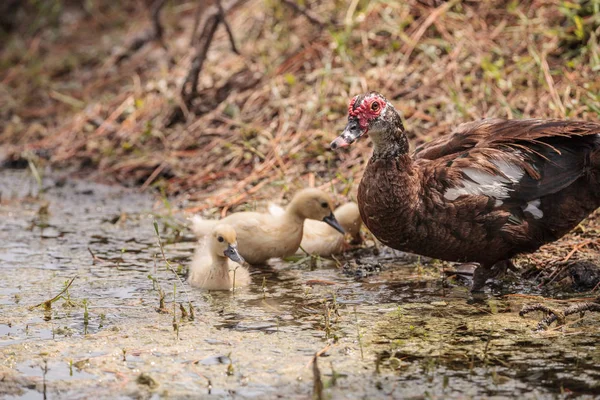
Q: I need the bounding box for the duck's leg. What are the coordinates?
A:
[471,260,516,292]
[471,265,491,293]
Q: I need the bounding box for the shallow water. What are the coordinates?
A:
[0,170,599,399]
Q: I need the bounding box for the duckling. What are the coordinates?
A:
[191,188,344,264]
[188,224,250,290]
[270,202,363,257]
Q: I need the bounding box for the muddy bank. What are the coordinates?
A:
[1,170,599,399]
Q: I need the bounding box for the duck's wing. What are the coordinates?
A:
[419,119,600,204]
[413,119,505,160]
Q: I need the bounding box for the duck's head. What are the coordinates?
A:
[335,202,362,242]
[211,224,244,263]
[330,92,407,156]
[289,188,345,234]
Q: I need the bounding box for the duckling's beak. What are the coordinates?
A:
[330,118,365,150]
[224,244,244,264]
[323,212,345,234]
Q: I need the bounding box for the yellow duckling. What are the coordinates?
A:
[188,224,250,290]
[270,201,363,257]
[191,188,344,264]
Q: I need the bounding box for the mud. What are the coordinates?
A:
[1,170,599,399]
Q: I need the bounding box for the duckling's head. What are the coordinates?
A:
[288,188,345,234]
[210,224,244,263]
[335,202,362,241]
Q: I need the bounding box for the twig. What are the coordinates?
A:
[183,13,220,101]
[87,247,106,264]
[562,240,593,264]
[401,0,460,63]
[540,52,566,117]
[114,0,167,65]
[305,344,331,368]
[140,162,168,191]
[189,1,205,46]
[282,0,326,27]
[312,353,324,400]
[167,0,244,126]
[152,220,195,314]
[541,240,594,287]
[216,0,240,55]
[150,0,167,43]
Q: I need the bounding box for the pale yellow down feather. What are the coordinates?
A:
[188,224,250,290]
[190,188,339,264]
[270,202,362,257]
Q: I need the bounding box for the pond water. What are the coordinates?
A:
[0,170,598,399]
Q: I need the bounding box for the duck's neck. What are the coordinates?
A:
[282,203,307,240]
[371,126,410,160]
[283,206,306,227]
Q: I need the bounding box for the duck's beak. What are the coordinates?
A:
[224,244,244,264]
[323,212,345,234]
[330,118,365,150]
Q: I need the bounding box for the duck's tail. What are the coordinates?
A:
[190,215,218,237]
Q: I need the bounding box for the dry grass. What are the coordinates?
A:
[1,0,599,268]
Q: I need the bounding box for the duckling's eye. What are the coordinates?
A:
[217,236,224,243]
[371,101,380,112]
[321,202,328,208]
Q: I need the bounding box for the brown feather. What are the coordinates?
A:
[339,93,600,291]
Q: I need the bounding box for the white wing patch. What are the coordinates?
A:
[523,199,543,219]
[443,160,524,201]
[491,159,524,182]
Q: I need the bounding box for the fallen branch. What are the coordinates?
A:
[520,298,600,331]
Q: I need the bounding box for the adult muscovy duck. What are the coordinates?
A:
[330,91,600,292]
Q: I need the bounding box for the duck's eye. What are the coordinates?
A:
[321,202,328,208]
[217,236,224,243]
[371,101,380,112]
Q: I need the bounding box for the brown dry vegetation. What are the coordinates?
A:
[1,0,599,275]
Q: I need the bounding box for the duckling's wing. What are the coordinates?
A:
[268,203,286,217]
[227,213,272,235]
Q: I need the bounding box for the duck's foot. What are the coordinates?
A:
[489,259,517,278]
[471,260,517,292]
[520,298,600,331]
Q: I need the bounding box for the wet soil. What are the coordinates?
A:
[0,170,599,399]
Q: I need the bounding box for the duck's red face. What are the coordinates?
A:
[330,93,387,149]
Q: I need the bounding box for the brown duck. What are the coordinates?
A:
[331,91,600,292]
